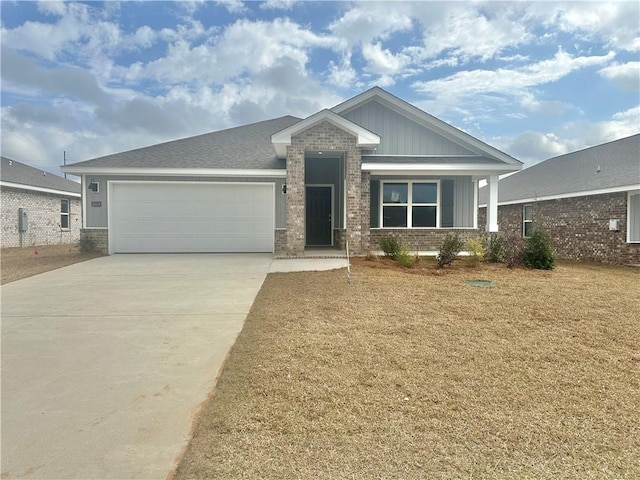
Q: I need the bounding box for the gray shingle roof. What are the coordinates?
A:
[66,116,301,170]
[1,156,81,194]
[479,134,640,204]
[362,155,502,165]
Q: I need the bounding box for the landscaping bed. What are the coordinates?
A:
[174,260,640,479]
[1,244,104,284]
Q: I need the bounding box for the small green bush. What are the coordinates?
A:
[437,233,464,268]
[486,234,505,263]
[523,228,556,270]
[78,236,96,253]
[396,245,417,268]
[380,235,401,258]
[465,236,485,267]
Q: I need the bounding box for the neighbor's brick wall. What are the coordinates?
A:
[80,229,108,254]
[370,228,480,252]
[1,187,81,248]
[480,192,640,264]
[286,121,363,255]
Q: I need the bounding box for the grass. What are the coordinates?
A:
[173,260,640,479]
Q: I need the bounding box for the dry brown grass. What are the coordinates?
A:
[174,260,640,479]
[1,244,103,284]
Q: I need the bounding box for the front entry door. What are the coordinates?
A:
[306,186,332,246]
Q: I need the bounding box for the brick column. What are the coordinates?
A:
[345,147,362,254]
[360,171,371,252]
[286,144,305,256]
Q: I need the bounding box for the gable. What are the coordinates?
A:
[340,99,475,156]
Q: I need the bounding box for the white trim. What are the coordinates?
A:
[107,180,276,255]
[628,191,640,244]
[271,109,380,158]
[332,87,522,166]
[379,180,440,228]
[82,175,87,228]
[61,167,286,177]
[479,184,640,208]
[473,179,478,230]
[362,163,519,175]
[523,204,533,238]
[305,184,334,247]
[0,180,81,198]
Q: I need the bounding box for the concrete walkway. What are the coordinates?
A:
[1,254,347,479]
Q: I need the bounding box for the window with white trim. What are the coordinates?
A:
[523,204,533,237]
[382,181,438,228]
[60,199,70,230]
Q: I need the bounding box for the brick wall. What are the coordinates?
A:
[1,187,81,247]
[274,229,287,255]
[480,192,640,264]
[80,229,108,254]
[286,121,362,255]
[370,228,480,252]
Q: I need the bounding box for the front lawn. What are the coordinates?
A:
[174,260,640,479]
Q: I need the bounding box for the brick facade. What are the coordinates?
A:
[479,192,640,264]
[1,186,81,247]
[80,228,109,254]
[370,228,480,252]
[286,121,363,255]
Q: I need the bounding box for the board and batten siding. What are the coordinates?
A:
[341,100,475,156]
[370,176,475,228]
[84,175,286,229]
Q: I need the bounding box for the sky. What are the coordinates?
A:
[1,0,639,179]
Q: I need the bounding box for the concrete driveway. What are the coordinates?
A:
[1,254,275,479]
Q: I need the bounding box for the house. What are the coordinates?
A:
[478,134,640,264]
[1,156,82,248]
[61,87,522,256]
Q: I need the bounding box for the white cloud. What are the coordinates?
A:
[415,5,532,62]
[599,62,640,91]
[327,54,357,89]
[413,49,616,111]
[361,42,411,76]
[216,0,247,14]
[260,0,296,10]
[328,3,413,47]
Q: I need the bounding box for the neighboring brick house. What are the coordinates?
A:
[479,134,640,264]
[62,87,522,255]
[1,156,82,247]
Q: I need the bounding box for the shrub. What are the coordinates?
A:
[523,228,556,270]
[503,235,525,268]
[78,236,96,253]
[437,233,464,268]
[486,234,505,263]
[396,244,418,268]
[465,236,485,267]
[379,235,401,258]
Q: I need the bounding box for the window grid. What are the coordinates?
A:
[523,204,533,238]
[381,181,440,228]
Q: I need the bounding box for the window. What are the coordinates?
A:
[61,199,69,229]
[382,181,438,228]
[523,204,533,237]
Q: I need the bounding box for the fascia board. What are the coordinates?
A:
[478,184,640,207]
[362,163,521,177]
[0,180,81,197]
[60,167,286,177]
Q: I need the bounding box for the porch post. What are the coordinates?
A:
[486,175,499,232]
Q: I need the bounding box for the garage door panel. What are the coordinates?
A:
[111,183,274,253]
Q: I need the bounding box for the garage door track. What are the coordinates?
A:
[1,254,273,479]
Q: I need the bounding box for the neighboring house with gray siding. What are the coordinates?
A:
[479,134,640,264]
[1,156,82,247]
[62,87,522,255]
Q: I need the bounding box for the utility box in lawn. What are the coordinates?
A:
[19,208,28,232]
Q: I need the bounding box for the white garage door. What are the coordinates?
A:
[110,182,274,253]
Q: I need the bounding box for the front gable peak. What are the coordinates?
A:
[271,109,380,158]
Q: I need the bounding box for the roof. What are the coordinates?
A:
[479,134,640,205]
[1,156,81,195]
[64,116,301,171]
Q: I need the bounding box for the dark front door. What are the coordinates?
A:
[306,186,332,246]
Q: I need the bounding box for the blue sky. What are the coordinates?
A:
[1,1,639,177]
